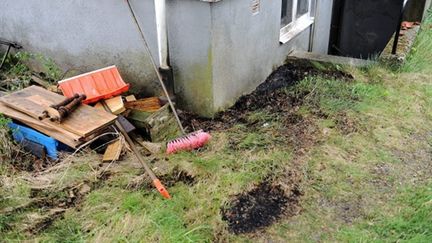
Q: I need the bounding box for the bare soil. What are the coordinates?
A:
[215,60,353,234]
[127,166,195,190]
[221,181,302,234]
[180,59,352,132]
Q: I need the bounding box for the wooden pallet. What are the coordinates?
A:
[0,86,116,137]
[0,102,81,148]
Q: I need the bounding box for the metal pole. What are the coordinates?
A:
[392,0,409,55]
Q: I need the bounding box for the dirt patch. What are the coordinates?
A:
[221,181,302,234]
[180,59,352,132]
[159,168,195,187]
[127,167,195,190]
[335,112,360,135]
[282,113,319,156]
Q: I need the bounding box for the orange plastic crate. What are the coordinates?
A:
[58,66,130,104]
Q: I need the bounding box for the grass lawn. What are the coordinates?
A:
[1,12,432,243]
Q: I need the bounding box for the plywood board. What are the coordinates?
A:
[105,96,125,115]
[0,86,117,137]
[102,139,122,162]
[0,102,81,148]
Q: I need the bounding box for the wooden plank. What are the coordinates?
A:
[31,75,51,89]
[125,97,161,112]
[0,102,81,148]
[102,139,122,162]
[93,102,105,112]
[0,86,117,137]
[105,96,125,115]
[125,95,136,102]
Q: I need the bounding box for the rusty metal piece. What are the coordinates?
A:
[50,93,80,109]
[46,94,86,122]
[56,94,86,122]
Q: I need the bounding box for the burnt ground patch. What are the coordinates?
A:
[221,181,302,234]
[180,59,352,132]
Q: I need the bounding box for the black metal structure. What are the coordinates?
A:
[329,0,406,59]
[0,38,22,69]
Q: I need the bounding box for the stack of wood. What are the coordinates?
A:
[0,86,117,149]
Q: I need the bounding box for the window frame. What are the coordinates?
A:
[280,0,314,44]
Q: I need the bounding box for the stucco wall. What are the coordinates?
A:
[0,0,160,96]
[166,0,214,114]
[312,0,334,54]
[0,0,334,117]
[209,0,333,113]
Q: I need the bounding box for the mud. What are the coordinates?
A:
[221,181,302,234]
[180,59,352,132]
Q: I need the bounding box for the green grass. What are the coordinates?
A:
[1,11,432,243]
[338,184,432,242]
[42,218,85,243]
[402,10,432,73]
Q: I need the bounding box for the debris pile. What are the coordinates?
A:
[0,65,211,198]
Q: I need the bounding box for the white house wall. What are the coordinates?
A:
[0,0,160,96]
[0,0,335,117]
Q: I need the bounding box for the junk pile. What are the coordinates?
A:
[0,65,211,199]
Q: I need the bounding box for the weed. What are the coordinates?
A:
[0,51,61,91]
[0,52,32,91]
[34,53,63,81]
[402,12,432,73]
[0,115,34,171]
[0,114,13,163]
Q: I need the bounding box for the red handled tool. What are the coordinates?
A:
[102,101,171,199]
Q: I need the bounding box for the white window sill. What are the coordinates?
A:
[279,18,314,44]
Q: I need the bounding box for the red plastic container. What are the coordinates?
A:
[58,66,130,104]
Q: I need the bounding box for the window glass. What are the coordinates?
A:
[281,0,293,27]
[296,0,309,18]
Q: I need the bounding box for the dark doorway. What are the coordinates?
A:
[328,0,404,59]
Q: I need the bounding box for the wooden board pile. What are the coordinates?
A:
[0,85,117,149]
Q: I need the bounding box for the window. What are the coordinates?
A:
[280,0,315,43]
[281,0,293,27]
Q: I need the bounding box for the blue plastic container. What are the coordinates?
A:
[8,122,63,160]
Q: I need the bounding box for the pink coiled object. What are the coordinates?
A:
[166,130,211,154]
